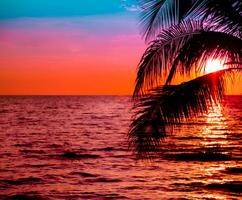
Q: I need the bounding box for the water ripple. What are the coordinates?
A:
[0,96,241,199]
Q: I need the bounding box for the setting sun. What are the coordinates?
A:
[205,59,225,74]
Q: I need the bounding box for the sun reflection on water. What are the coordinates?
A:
[198,103,239,199]
[201,103,229,146]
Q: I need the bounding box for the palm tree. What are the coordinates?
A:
[129,0,242,159]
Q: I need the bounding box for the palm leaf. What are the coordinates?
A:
[129,68,241,159]
[189,0,242,37]
[134,20,206,97]
[140,0,242,41]
[165,30,242,84]
[134,25,242,96]
[139,0,202,42]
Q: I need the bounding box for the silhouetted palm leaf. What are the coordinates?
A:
[129,69,240,158]
[134,22,242,96]
[131,0,242,159]
[191,0,242,37]
[134,20,206,96]
[166,31,242,84]
[140,0,203,42]
[140,0,242,41]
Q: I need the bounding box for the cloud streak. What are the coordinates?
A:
[120,0,141,12]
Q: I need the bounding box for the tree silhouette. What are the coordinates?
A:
[129,0,242,158]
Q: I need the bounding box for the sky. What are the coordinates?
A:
[0,0,241,95]
[0,0,145,95]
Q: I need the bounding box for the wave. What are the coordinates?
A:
[20,149,45,154]
[71,172,98,177]
[1,177,42,185]
[166,152,232,161]
[206,181,242,193]
[30,164,52,168]
[14,143,33,147]
[0,109,9,113]
[48,151,101,159]
[223,167,242,174]
[80,192,126,199]
[87,177,122,183]
[171,181,242,194]
[3,193,47,200]
[95,147,126,151]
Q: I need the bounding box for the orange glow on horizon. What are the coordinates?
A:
[0,27,144,95]
[0,63,137,95]
[0,28,241,95]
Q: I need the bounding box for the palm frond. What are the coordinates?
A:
[189,0,242,36]
[166,31,242,84]
[129,68,241,159]
[140,0,242,41]
[134,20,206,97]
[134,26,242,97]
[140,0,200,42]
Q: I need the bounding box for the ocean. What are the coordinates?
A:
[0,96,241,199]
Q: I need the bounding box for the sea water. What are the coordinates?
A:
[0,96,241,199]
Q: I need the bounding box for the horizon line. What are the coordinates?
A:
[0,94,133,96]
[0,94,241,97]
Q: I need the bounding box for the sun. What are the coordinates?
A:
[205,59,225,74]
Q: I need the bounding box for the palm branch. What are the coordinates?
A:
[140,0,203,42]
[134,20,242,97]
[139,0,242,41]
[131,1,242,159]
[192,0,242,37]
[165,30,242,84]
[129,68,241,158]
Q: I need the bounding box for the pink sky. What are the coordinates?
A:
[0,15,241,95]
[0,16,145,95]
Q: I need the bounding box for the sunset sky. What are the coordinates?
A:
[0,0,145,95]
[0,0,241,95]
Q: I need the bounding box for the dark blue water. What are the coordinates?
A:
[0,96,241,199]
